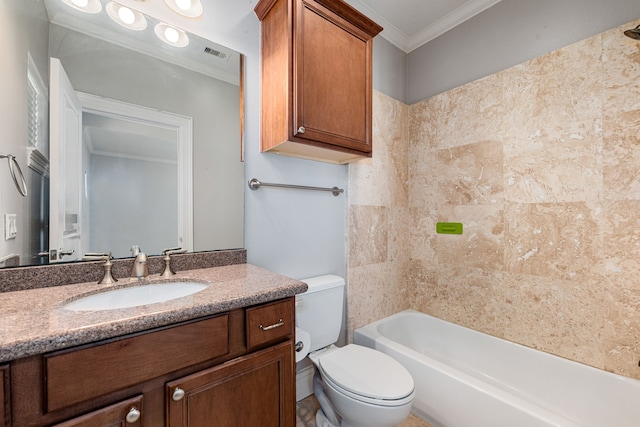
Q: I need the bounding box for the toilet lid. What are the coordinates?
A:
[318,344,414,400]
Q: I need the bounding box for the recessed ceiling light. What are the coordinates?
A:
[163,0,203,18]
[154,23,189,47]
[118,7,135,25]
[59,0,102,13]
[106,2,147,31]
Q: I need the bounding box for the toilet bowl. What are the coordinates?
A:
[309,344,415,427]
[296,275,415,427]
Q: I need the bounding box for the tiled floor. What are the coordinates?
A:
[296,395,432,427]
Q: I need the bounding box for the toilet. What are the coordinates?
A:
[296,275,415,427]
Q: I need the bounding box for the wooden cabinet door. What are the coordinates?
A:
[293,0,374,153]
[52,395,143,427]
[0,365,8,427]
[166,340,294,427]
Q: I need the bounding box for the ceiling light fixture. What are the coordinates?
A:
[59,0,102,13]
[163,0,204,18]
[118,7,135,25]
[154,23,190,47]
[106,2,147,31]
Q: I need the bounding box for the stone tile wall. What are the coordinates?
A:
[349,18,640,379]
[347,91,411,340]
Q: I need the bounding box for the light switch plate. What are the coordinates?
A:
[4,214,17,240]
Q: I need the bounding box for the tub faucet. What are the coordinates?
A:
[130,245,149,280]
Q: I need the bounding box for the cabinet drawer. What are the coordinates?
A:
[246,298,294,349]
[52,395,143,427]
[45,315,229,412]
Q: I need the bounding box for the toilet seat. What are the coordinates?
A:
[321,369,415,408]
[316,344,414,406]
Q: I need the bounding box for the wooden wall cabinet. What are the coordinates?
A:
[255,0,382,164]
[8,298,295,427]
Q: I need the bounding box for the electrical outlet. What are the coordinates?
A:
[4,214,17,240]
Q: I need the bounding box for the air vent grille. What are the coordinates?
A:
[203,47,228,60]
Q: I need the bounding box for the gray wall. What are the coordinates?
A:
[373,36,408,104]
[408,0,640,103]
[0,0,49,266]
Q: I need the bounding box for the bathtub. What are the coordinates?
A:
[354,309,640,427]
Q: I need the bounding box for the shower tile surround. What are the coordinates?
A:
[348,18,640,379]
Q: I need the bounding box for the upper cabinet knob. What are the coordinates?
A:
[297,126,305,134]
[172,387,186,401]
[125,407,141,423]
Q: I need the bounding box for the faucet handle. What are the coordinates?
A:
[84,252,117,284]
[160,247,186,277]
[83,252,113,261]
[162,247,186,255]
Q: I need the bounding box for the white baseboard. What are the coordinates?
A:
[296,365,315,402]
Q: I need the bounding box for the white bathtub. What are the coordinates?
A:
[354,309,640,427]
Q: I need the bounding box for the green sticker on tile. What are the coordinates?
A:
[436,222,463,234]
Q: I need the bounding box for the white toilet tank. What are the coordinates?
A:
[296,275,345,353]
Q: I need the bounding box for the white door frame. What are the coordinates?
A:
[77,92,194,252]
[49,57,83,262]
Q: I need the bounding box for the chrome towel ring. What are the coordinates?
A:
[0,153,27,197]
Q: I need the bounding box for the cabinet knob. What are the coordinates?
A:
[126,407,141,423]
[172,387,186,401]
[297,126,305,134]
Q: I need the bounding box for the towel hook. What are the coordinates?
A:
[0,153,27,197]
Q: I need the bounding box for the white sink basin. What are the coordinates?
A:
[62,281,208,311]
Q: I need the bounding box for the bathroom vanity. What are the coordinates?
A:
[0,263,306,426]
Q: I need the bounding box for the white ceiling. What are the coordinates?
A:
[91,0,503,55]
[343,0,502,53]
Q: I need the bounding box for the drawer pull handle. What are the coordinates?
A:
[297,126,305,134]
[259,319,284,331]
[172,387,186,401]
[126,407,141,423]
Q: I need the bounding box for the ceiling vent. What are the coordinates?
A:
[203,46,229,60]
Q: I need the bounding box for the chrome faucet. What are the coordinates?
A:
[130,245,149,280]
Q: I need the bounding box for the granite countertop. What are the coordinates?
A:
[0,263,307,363]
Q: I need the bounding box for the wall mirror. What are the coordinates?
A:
[0,0,244,267]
